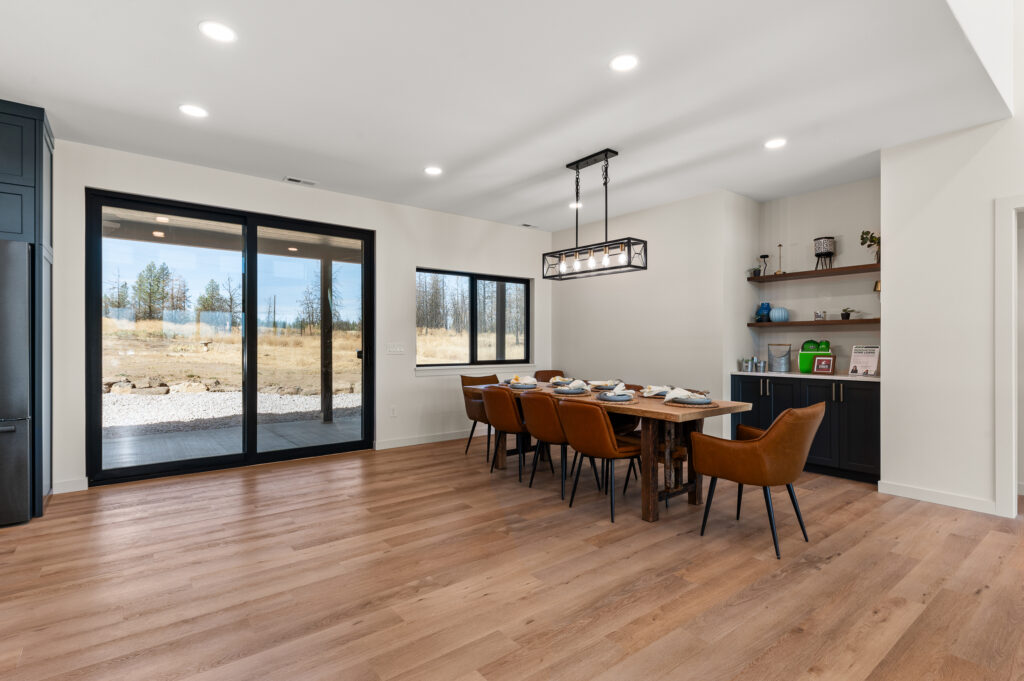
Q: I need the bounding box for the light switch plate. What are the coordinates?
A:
[385,343,406,355]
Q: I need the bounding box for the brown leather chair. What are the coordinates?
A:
[534,369,565,383]
[609,383,643,436]
[481,386,529,482]
[691,402,826,559]
[461,374,498,458]
[520,391,570,498]
[556,399,642,522]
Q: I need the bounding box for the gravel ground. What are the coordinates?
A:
[103,391,362,435]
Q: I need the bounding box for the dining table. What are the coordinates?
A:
[462,382,752,522]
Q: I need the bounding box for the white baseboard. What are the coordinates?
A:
[375,429,474,450]
[52,477,89,494]
[877,480,1003,517]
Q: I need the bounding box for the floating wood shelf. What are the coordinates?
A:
[747,263,880,283]
[747,318,881,328]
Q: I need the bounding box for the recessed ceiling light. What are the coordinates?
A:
[155,216,170,223]
[424,166,443,176]
[610,54,639,72]
[152,231,165,238]
[179,104,208,118]
[764,137,787,150]
[287,247,298,252]
[569,202,582,209]
[199,21,237,43]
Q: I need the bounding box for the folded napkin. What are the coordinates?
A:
[663,387,707,403]
[550,375,569,382]
[642,384,672,397]
[511,375,537,385]
[608,382,635,396]
[566,379,587,390]
[588,379,616,388]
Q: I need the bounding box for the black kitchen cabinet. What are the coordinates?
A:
[0,98,53,518]
[730,374,879,481]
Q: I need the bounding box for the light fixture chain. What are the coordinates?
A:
[574,168,580,248]
[602,157,609,242]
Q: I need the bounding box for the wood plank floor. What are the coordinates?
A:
[2,436,1022,680]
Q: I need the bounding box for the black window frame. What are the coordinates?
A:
[415,267,531,367]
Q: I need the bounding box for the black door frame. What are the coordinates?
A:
[85,189,376,485]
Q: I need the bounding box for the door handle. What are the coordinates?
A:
[356,350,363,359]
[832,383,836,402]
[759,379,763,396]
[0,425,15,433]
[766,380,771,396]
[840,384,844,403]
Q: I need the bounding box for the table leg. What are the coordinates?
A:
[494,432,507,470]
[641,417,662,522]
[684,419,705,504]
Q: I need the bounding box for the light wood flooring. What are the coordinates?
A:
[2,436,1022,680]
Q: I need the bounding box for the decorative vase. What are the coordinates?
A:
[768,307,789,323]
[841,312,851,320]
[756,302,772,322]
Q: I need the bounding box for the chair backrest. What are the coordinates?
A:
[481,386,525,434]
[535,369,564,383]
[520,391,567,445]
[759,402,826,484]
[556,399,620,458]
[460,374,497,420]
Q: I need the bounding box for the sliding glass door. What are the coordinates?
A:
[86,191,374,483]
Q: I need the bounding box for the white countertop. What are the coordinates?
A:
[732,370,880,383]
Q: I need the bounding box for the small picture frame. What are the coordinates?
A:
[812,355,835,375]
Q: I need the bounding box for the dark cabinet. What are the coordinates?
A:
[0,99,53,518]
[730,374,879,481]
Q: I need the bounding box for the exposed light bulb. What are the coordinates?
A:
[618,245,628,265]
[587,251,596,269]
[573,256,581,271]
[601,247,610,267]
[558,258,567,273]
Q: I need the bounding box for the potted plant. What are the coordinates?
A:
[860,230,880,263]
[841,307,857,320]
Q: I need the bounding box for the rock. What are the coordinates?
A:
[259,386,280,394]
[276,386,302,395]
[132,386,170,395]
[170,381,208,393]
[202,379,221,388]
[109,381,134,394]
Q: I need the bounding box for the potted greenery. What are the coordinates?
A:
[860,230,880,263]
[841,307,856,320]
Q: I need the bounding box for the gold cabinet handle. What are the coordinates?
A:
[832,382,836,402]
[840,384,844,403]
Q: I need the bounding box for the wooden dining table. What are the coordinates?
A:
[462,383,752,521]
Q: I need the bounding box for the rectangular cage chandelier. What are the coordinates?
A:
[542,148,648,280]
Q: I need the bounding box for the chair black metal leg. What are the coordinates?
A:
[609,460,616,522]
[569,456,585,507]
[787,483,808,542]
[486,425,491,462]
[465,421,477,455]
[517,435,524,483]
[560,444,567,500]
[736,483,743,520]
[590,457,601,490]
[490,431,501,473]
[764,486,781,559]
[604,460,609,495]
[700,477,717,536]
[528,441,541,488]
[547,443,555,474]
[623,458,637,497]
[569,450,579,477]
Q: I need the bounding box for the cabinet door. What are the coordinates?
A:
[766,377,801,423]
[803,381,839,467]
[0,114,35,187]
[838,382,880,477]
[0,183,34,241]
[731,375,768,435]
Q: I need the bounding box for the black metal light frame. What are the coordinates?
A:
[542,148,648,280]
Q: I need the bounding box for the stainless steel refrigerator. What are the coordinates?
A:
[0,241,32,525]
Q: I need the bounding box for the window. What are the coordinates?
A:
[416,268,530,366]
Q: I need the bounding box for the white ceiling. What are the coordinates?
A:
[0,0,1010,231]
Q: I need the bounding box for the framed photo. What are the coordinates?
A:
[812,355,835,375]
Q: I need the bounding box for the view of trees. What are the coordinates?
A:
[416,271,525,345]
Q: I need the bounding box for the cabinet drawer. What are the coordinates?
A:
[0,114,35,187]
[0,184,34,241]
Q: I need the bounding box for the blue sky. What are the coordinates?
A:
[103,239,363,323]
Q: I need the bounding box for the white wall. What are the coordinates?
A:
[52,141,552,492]
[549,190,760,438]
[946,0,1015,112]
[879,0,1024,517]
[755,177,882,369]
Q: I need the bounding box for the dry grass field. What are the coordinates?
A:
[102,318,362,392]
[416,328,526,364]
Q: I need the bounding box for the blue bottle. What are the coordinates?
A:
[756,302,772,322]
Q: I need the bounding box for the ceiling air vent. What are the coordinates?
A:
[282,176,317,187]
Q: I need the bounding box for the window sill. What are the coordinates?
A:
[415,363,535,378]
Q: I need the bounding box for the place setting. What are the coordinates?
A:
[641,384,717,408]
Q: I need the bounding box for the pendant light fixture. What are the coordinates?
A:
[542,148,647,280]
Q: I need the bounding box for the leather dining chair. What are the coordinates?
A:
[690,402,825,559]
[481,386,530,482]
[461,374,498,459]
[519,391,570,499]
[534,369,564,383]
[608,383,643,436]
[556,399,642,522]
